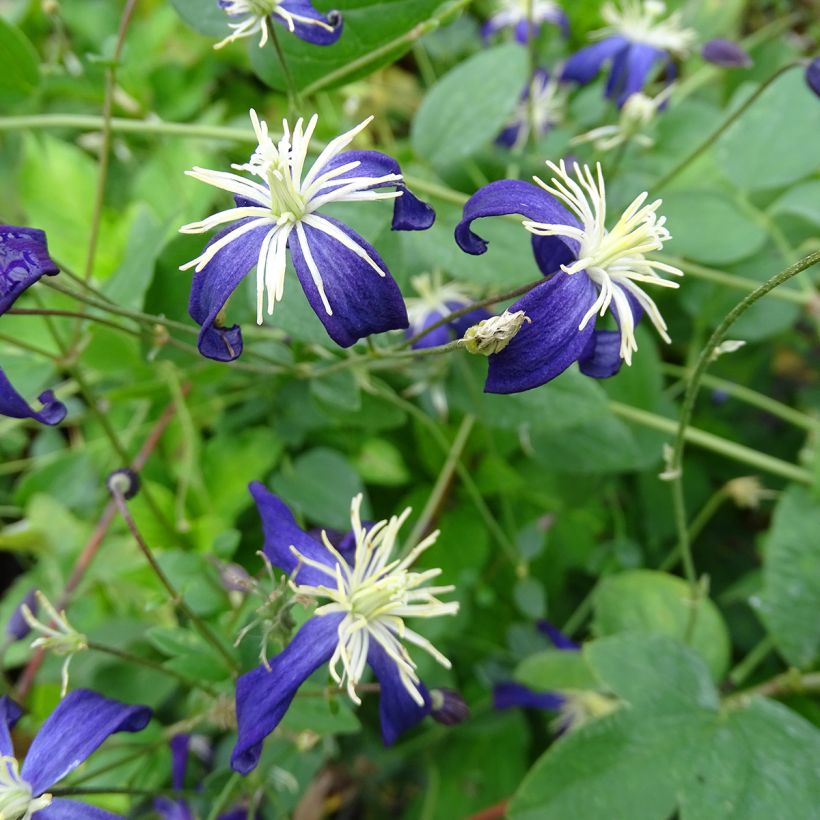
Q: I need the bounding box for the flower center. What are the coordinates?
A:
[523,160,683,364]
[406,272,474,328]
[598,0,695,53]
[0,757,52,820]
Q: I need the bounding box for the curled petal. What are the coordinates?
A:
[485,272,598,394]
[275,0,343,45]
[562,36,628,84]
[0,225,60,315]
[232,613,344,774]
[0,369,67,426]
[289,217,408,348]
[21,689,151,794]
[493,681,565,711]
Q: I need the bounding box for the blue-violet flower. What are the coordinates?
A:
[497,68,567,150]
[482,0,569,43]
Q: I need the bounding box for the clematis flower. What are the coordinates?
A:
[0,226,66,426]
[497,69,567,150]
[562,0,695,107]
[0,689,151,818]
[231,484,459,774]
[454,159,682,393]
[405,272,488,349]
[180,111,435,361]
[482,0,569,43]
[214,0,342,49]
[700,38,752,69]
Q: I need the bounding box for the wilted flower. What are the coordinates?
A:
[725,476,777,510]
[700,38,752,68]
[405,272,487,349]
[181,111,434,361]
[231,484,459,774]
[429,688,470,726]
[463,310,531,356]
[215,0,342,49]
[482,0,569,43]
[563,0,695,107]
[455,160,682,393]
[0,226,66,426]
[497,69,568,150]
[0,690,150,818]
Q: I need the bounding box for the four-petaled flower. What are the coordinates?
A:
[482,0,569,43]
[405,271,487,349]
[215,0,342,49]
[0,690,150,819]
[497,68,567,150]
[0,226,66,426]
[231,483,459,774]
[455,159,682,393]
[181,111,435,361]
[563,0,695,107]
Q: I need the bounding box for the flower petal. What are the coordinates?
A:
[0,368,67,426]
[493,681,565,711]
[0,225,60,315]
[231,613,344,774]
[536,620,579,651]
[155,797,194,820]
[578,329,623,378]
[188,219,271,362]
[289,217,408,348]
[36,799,122,819]
[21,689,151,794]
[367,642,430,745]
[485,272,598,394]
[607,42,667,107]
[454,179,579,268]
[275,0,342,45]
[317,150,435,231]
[562,36,628,84]
[449,304,492,339]
[249,481,338,585]
[0,695,22,757]
[409,309,451,349]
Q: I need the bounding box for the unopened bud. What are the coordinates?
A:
[6,588,38,641]
[710,339,746,361]
[463,310,530,355]
[213,559,255,593]
[725,476,777,509]
[806,58,820,98]
[430,688,470,726]
[701,39,752,68]
[106,468,140,500]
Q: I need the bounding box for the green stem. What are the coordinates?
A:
[0,331,58,359]
[8,308,142,338]
[206,772,243,820]
[50,787,188,797]
[270,26,301,110]
[724,670,820,704]
[728,635,776,687]
[654,62,802,190]
[657,486,729,572]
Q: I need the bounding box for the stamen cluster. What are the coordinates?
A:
[215,0,337,49]
[0,757,51,820]
[598,0,696,54]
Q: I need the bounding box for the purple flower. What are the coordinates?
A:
[496,69,567,150]
[0,226,66,426]
[454,160,683,393]
[405,272,488,349]
[700,38,752,69]
[5,589,38,642]
[562,0,694,107]
[231,483,459,774]
[805,57,820,98]
[215,0,342,49]
[180,112,435,361]
[0,689,151,817]
[482,0,569,44]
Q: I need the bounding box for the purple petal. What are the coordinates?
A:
[806,58,820,98]
[188,219,271,362]
[0,226,60,315]
[562,36,628,84]
[36,800,121,819]
[155,798,194,820]
[485,272,598,394]
[231,613,344,774]
[289,217,408,348]
[536,620,579,650]
[274,0,342,45]
[368,642,430,745]
[701,38,752,68]
[21,690,150,794]
[480,17,505,41]
[0,368,67,426]
[319,150,435,231]
[513,18,531,43]
[170,734,190,791]
[409,309,451,350]
[450,304,492,339]
[493,681,565,711]
[0,696,22,757]
[454,179,580,271]
[6,587,37,641]
[607,43,667,107]
[578,289,641,378]
[496,122,524,148]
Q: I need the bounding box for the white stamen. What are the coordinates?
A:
[487,0,565,32]
[0,756,52,820]
[595,0,695,54]
[214,0,336,50]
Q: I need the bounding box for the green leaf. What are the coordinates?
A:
[516,649,598,692]
[770,179,820,227]
[280,693,361,735]
[0,16,40,102]
[411,43,528,166]
[249,0,444,93]
[168,0,230,36]
[592,570,731,682]
[759,486,820,668]
[354,438,410,486]
[513,577,547,619]
[715,70,820,192]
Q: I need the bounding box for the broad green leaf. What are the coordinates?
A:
[249,0,445,93]
[168,0,229,36]
[411,43,529,166]
[0,16,39,101]
[516,649,598,692]
[715,70,820,192]
[759,486,820,668]
[280,693,361,735]
[513,577,547,619]
[354,438,410,486]
[592,570,731,682]
[770,179,820,226]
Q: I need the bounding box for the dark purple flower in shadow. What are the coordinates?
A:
[562,0,694,107]
[215,0,342,49]
[0,689,150,817]
[180,112,434,362]
[0,225,66,426]
[5,589,38,642]
[231,483,459,774]
[482,0,569,43]
[454,160,682,393]
[497,69,567,150]
[805,58,820,98]
[701,38,752,68]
